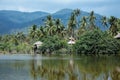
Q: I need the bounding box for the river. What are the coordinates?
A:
[0,54,120,80]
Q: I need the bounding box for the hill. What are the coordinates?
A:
[0,9,107,34]
[0,10,49,34]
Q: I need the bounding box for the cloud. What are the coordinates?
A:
[0,0,120,17]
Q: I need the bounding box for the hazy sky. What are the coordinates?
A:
[0,0,120,17]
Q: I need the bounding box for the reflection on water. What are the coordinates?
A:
[0,55,120,80]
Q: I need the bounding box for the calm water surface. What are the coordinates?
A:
[0,54,120,80]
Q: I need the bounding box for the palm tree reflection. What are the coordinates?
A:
[29,56,120,80]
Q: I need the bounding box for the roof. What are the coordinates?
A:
[69,36,75,40]
[34,41,43,47]
[68,40,75,45]
[114,33,120,39]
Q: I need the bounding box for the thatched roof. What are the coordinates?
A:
[34,41,43,47]
[68,40,75,44]
[69,36,75,41]
[68,36,75,44]
[114,33,120,39]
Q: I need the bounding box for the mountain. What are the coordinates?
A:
[0,9,107,34]
[0,10,49,34]
[52,9,107,30]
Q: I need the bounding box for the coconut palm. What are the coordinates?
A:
[116,18,120,32]
[73,9,80,31]
[16,32,26,42]
[67,13,77,37]
[29,24,37,39]
[78,16,88,35]
[61,29,67,37]
[44,15,55,36]
[73,9,80,17]
[2,35,10,43]
[67,9,81,37]
[101,16,108,28]
[108,16,118,36]
[55,19,65,36]
[10,35,19,46]
[55,19,61,33]
[38,26,46,37]
[45,15,53,27]
[48,25,57,36]
[88,11,96,29]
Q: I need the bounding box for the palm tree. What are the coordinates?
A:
[73,9,80,29]
[67,13,77,37]
[29,24,37,39]
[44,15,55,36]
[10,35,19,46]
[45,15,54,28]
[67,9,80,37]
[2,35,10,43]
[61,29,67,37]
[16,32,26,42]
[38,26,46,37]
[108,16,118,36]
[49,25,57,36]
[55,19,65,36]
[116,18,120,32]
[73,9,80,17]
[78,16,88,35]
[101,16,108,28]
[55,19,61,34]
[88,11,96,29]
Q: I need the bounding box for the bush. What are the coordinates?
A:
[39,35,68,54]
[74,29,120,55]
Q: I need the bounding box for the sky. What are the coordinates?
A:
[0,0,120,18]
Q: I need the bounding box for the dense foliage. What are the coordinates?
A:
[38,35,68,54]
[74,29,120,55]
[0,9,120,55]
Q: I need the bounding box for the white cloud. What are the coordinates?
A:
[17,7,29,12]
[0,0,120,17]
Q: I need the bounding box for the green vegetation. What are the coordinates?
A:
[0,9,120,55]
[74,29,120,55]
[39,35,68,54]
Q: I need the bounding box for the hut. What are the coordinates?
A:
[34,41,43,48]
[114,33,120,39]
[68,36,75,45]
[33,41,43,53]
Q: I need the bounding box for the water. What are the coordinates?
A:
[0,54,120,80]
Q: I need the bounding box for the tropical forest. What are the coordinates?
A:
[0,9,120,56]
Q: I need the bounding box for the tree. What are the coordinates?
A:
[88,11,96,29]
[101,16,108,28]
[44,15,55,36]
[67,13,77,37]
[16,32,26,42]
[67,9,80,37]
[39,35,68,54]
[73,9,80,17]
[77,16,88,35]
[29,24,37,39]
[38,26,46,38]
[108,16,118,36]
[117,18,120,32]
[74,29,120,55]
[73,9,80,28]
[55,19,65,37]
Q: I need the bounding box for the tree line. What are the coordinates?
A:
[0,9,120,55]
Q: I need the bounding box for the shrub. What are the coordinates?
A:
[74,29,120,55]
[39,35,68,54]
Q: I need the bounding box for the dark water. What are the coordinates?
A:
[0,54,120,80]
